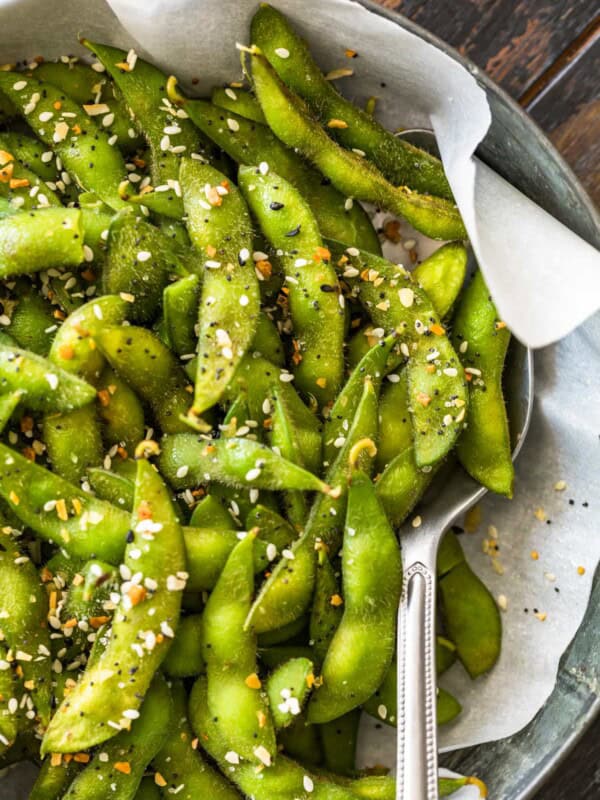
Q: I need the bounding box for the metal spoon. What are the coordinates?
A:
[393,129,534,800]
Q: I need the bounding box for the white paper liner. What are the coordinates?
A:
[0,1,597,795]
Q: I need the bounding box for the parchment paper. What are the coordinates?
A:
[0,0,599,792]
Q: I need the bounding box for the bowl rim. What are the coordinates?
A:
[356,0,600,795]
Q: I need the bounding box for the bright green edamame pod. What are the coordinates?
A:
[375,445,436,527]
[42,459,186,753]
[61,675,173,800]
[34,60,143,153]
[309,548,343,667]
[412,242,468,319]
[43,406,103,484]
[248,51,466,241]
[247,376,378,634]
[246,504,297,551]
[96,325,192,434]
[0,73,129,212]
[375,371,411,471]
[267,656,314,729]
[225,354,322,475]
[212,85,267,124]
[29,758,81,800]
[252,5,452,200]
[453,269,513,495]
[60,559,118,658]
[49,294,129,383]
[190,494,236,529]
[437,636,458,674]
[318,710,361,777]
[238,165,344,406]
[83,41,207,219]
[200,532,276,763]
[163,614,204,678]
[0,342,95,412]
[437,687,463,725]
[0,207,83,278]
[0,390,20,434]
[308,471,401,722]
[183,526,270,592]
[163,273,200,355]
[166,83,381,253]
[323,334,396,468]
[279,716,324,767]
[96,366,146,453]
[45,295,128,482]
[6,288,55,356]
[0,535,52,728]
[104,213,192,324]
[438,531,502,678]
[0,159,62,211]
[330,241,468,467]
[180,159,260,416]
[159,433,331,494]
[0,132,58,182]
[270,388,309,528]
[153,682,241,800]
[190,676,358,799]
[252,313,285,366]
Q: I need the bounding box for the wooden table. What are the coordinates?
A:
[372,2,600,797]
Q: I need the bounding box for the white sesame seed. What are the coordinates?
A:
[266,543,277,561]
[443,367,458,377]
[245,468,261,482]
[176,465,189,479]
[13,80,27,91]
[459,340,469,353]
[443,414,453,426]
[344,197,354,210]
[253,745,272,766]
[38,110,53,122]
[45,373,58,390]
[398,287,414,307]
[274,48,290,59]
[282,549,295,560]
[303,776,314,792]
[225,751,240,765]
[227,118,240,132]
[137,251,152,262]
[346,247,360,257]
[378,704,388,719]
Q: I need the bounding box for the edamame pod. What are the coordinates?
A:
[163,273,200,355]
[152,682,240,800]
[212,85,267,124]
[246,504,297,551]
[6,288,56,356]
[183,526,270,592]
[200,532,276,763]
[0,73,130,212]
[180,159,260,416]
[412,242,468,319]
[42,459,186,752]
[453,269,513,495]
[190,493,236,529]
[252,4,452,199]
[35,59,143,153]
[0,208,83,278]
[309,549,343,667]
[0,342,95,412]
[159,433,331,494]
[0,131,58,182]
[96,324,193,434]
[438,530,502,678]
[83,41,207,219]
[239,166,344,405]
[0,535,52,728]
[96,365,146,453]
[318,710,361,777]
[248,51,466,240]
[60,675,173,800]
[162,614,204,678]
[103,213,191,324]
[307,471,401,722]
[267,656,315,729]
[29,758,81,800]
[270,388,309,527]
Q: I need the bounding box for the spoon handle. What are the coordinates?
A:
[396,534,440,800]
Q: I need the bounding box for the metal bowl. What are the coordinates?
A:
[360,2,600,798]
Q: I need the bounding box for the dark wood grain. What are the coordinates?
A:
[380,0,594,96]
[534,713,600,798]
[525,19,600,206]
